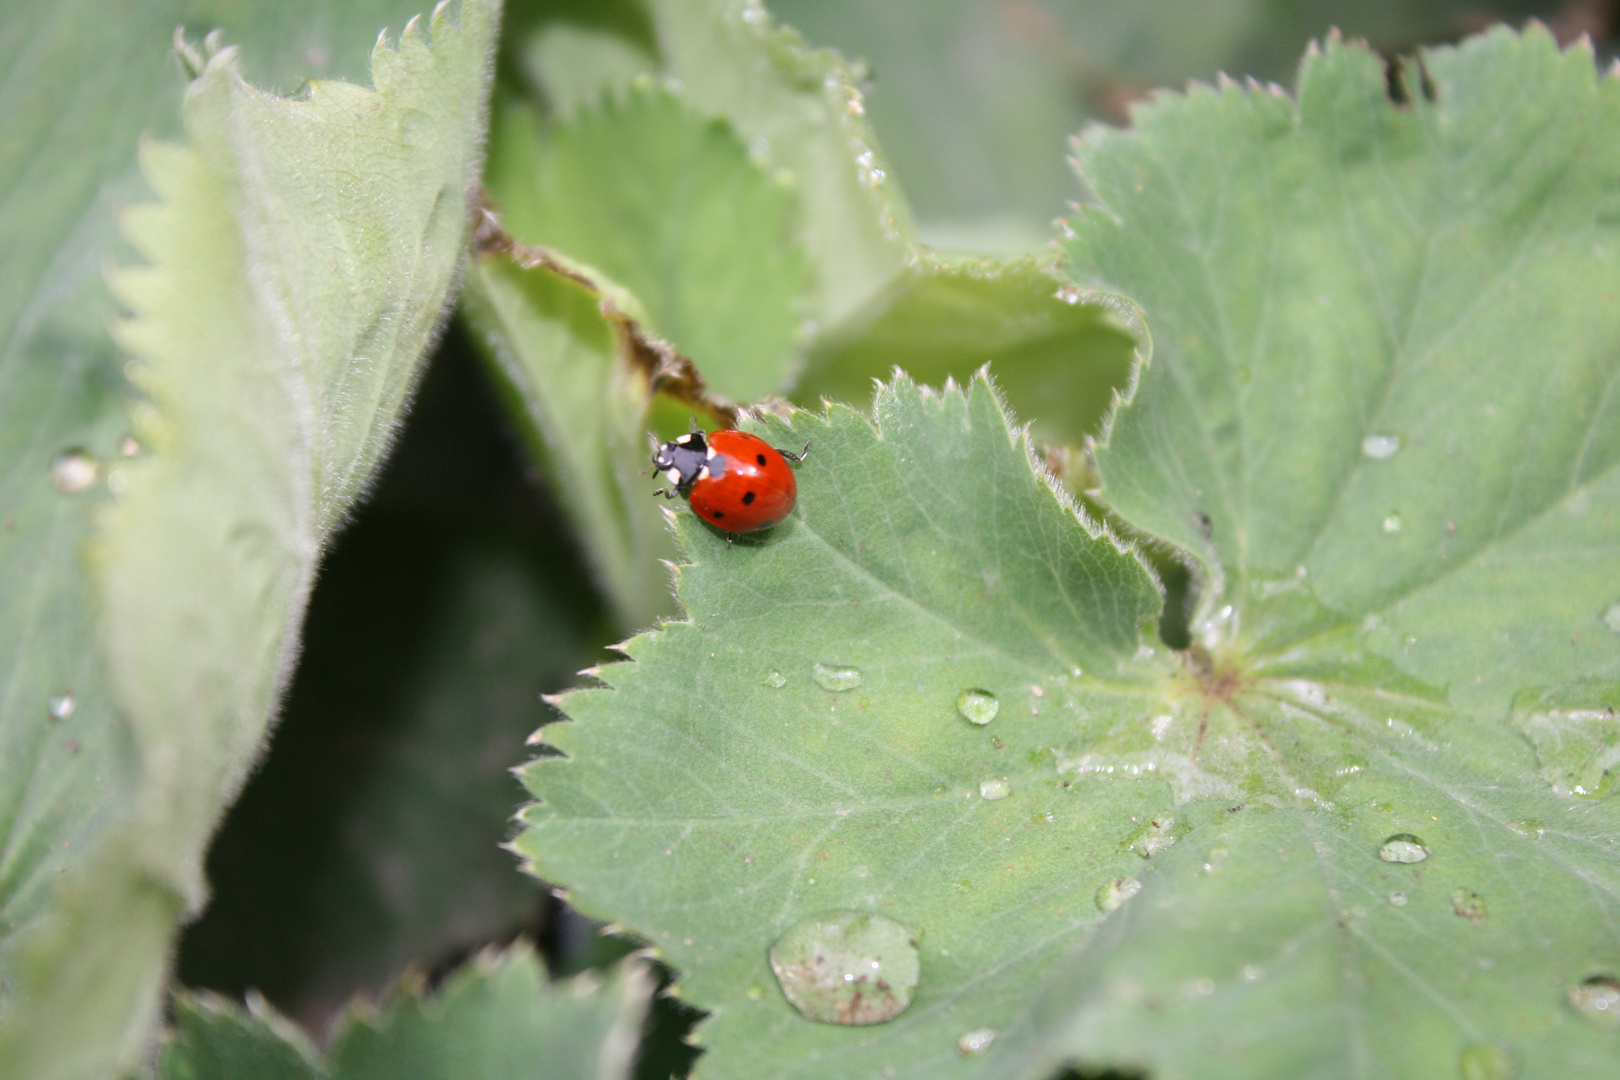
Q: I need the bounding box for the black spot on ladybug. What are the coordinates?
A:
[756,454,767,465]
[742,491,756,505]
[712,510,725,519]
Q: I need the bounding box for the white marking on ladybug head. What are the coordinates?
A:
[675,433,696,445]
[696,465,710,481]
[664,468,681,484]
[706,446,717,459]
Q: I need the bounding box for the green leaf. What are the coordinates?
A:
[514,32,1620,1079]
[0,0,456,1004]
[0,4,499,1076]
[644,0,912,330]
[158,947,653,1080]
[516,376,1173,1079]
[1070,26,1620,718]
[505,0,912,333]
[462,250,678,633]
[485,88,805,403]
[790,254,1142,452]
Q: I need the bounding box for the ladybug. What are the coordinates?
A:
[652,429,809,540]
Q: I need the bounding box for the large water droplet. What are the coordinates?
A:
[812,663,863,692]
[48,449,99,493]
[1450,888,1487,923]
[46,693,75,721]
[1382,512,1403,534]
[1361,433,1402,460]
[1095,876,1142,912]
[1605,602,1620,635]
[1457,1042,1516,1080]
[957,1028,996,1055]
[1569,975,1620,1030]
[978,777,1010,800]
[1123,814,1188,859]
[1377,833,1429,863]
[762,670,787,689]
[768,910,919,1026]
[956,688,999,726]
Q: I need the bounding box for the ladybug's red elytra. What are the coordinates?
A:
[652,429,809,540]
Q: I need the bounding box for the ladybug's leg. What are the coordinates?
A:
[652,487,681,499]
[775,440,812,463]
[725,532,735,548]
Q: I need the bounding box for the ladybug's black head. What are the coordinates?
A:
[652,431,712,493]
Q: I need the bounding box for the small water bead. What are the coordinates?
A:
[1457,1043,1516,1080]
[812,663,863,692]
[1124,814,1188,859]
[46,694,75,721]
[1605,602,1620,635]
[956,689,999,726]
[1569,975,1620,1030]
[1507,819,1546,839]
[1382,512,1403,534]
[1377,833,1429,864]
[1361,433,1402,460]
[762,670,787,689]
[1387,891,1408,907]
[48,449,99,493]
[746,985,766,1001]
[768,910,920,1026]
[956,1028,996,1055]
[979,778,1010,801]
[1053,285,1083,305]
[1095,876,1142,913]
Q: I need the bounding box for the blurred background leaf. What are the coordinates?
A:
[768,0,1571,248]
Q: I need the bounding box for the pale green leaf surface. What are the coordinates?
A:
[159,947,652,1080]
[791,254,1142,451]
[517,377,1175,1080]
[484,89,804,402]
[0,0,446,1000]
[0,4,498,1076]
[1070,27,1620,718]
[646,0,911,331]
[462,256,677,633]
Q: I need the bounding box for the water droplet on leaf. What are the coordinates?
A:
[47,694,74,721]
[956,688,999,725]
[1053,285,1082,305]
[1123,814,1189,859]
[768,910,919,1026]
[1361,433,1402,460]
[1507,819,1545,838]
[956,1028,995,1055]
[746,985,765,1001]
[1377,834,1429,863]
[1095,876,1142,912]
[1569,975,1620,1030]
[1382,512,1403,533]
[49,450,98,493]
[1388,891,1408,907]
[1605,602,1620,635]
[812,663,863,692]
[763,670,787,689]
[979,778,1010,800]
[1457,1042,1516,1080]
